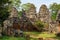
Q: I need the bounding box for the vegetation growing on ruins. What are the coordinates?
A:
[1,0,60,40]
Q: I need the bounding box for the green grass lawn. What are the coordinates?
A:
[0,32,60,40]
[0,36,38,40]
[0,36,26,40]
[24,32,56,38]
[24,32,60,40]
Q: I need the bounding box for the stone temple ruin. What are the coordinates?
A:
[20,9,40,31]
[2,4,60,36]
[25,3,37,22]
[3,7,21,36]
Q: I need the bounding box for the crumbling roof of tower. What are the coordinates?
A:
[39,4,49,14]
[40,4,48,10]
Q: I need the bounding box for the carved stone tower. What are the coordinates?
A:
[25,3,36,22]
[38,4,50,24]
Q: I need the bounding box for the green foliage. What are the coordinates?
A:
[50,3,58,11]
[50,3,60,20]
[1,36,26,40]
[0,0,21,26]
[18,11,22,17]
[51,12,57,20]
[22,3,35,11]
[35,21,44,29]
[22,3,31,10]
[9,0,21,10]
[0,0,10,26]
[25,32,56,38]
[0,0,9,5]
[50,3,60,11]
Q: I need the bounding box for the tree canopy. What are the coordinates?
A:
[21,3,36,11]
[0,0,10,26]
[50,3,60,20]
[9,0,21,10]
[0,0,21,26]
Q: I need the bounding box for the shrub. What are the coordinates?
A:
[35,20,44,31]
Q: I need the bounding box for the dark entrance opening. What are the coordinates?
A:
[59,21,60,23]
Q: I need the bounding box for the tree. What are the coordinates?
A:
[9,0,21,10]
[35,21,44,31]
[50,3,60,20]
[0,0,10,26]
[21,3,36,11]
[18,11,22,17]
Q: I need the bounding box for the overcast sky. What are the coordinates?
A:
[21,0,60,12]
